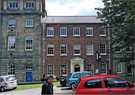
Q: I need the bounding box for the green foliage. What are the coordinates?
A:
[96,0,135,62]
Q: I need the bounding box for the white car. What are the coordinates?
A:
[0,75,18,92]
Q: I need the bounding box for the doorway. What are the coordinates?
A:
[74,64,80,72]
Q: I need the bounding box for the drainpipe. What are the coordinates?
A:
[108,23,111,74]
[43,23,45,79]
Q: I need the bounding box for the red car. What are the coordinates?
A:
[73,75,135,95]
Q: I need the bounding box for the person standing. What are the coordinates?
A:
[41,75,56,95]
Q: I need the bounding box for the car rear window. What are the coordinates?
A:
[6,76,16,82]
[74,78,81,89]
[82,72,93,77]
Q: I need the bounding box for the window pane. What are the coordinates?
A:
[99,27,105,35]
[32,3,34,7]
[87,44,93,55]
[100,44,106,54]
[25,36,33,50]
[47,44,54,55]
[86,27,93,35]
[74,44,80,54]
[47,27,54,36]
[87,64,94,74]
[60,27,67,36]
[84,79,102,88]
[100,64,106,74]
[61,44,67,55]
[47,65,53,75]
[8,37,15,50]
[61,65,67,75]
[73,27,80,36]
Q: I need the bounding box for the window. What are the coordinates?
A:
[87,44,93,55]
[0,78,4,82]
[61,65,67,76]
[74,44,80,55]
[73,27,80,36]
[100,64,107,74]
[60,27,67,36]
[26,3,34,8]
[100,44,106,55]
[103,78,129,88]
[87,64,94,74]
[25,36,33,51]
[99,27,106,36]
[47,27,54,37]
[47,65,54,75]
[10,3,18,8]
[26,66,33,71]
[73,73,81,78]
[84,79,102,88]
[117,62,122,73]
[60,44,67,55]
[8,20,16,27]
[82,72,93,77]
[47,44,54,56]
[8,36,15,51]
[8,62,15,75]
[86,27,93,36]
[26,20,33,27]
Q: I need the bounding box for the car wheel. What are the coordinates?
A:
[71,83,74,89]
[1,87,5,92]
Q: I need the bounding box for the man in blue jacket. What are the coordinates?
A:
[41,75,56,95]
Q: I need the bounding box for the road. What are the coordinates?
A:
[0,85,73,95]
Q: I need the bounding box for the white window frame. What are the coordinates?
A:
[9,3,18,8]
[99,27,106,36]
[26,20,33,27]
[8,20,16,27]
[60,65,68,76]
[86,27,93,36]
[87,64,94,74]
[100,44,106,55]
[117,62,122,73]
[47,44,54,56]
[100,64,107,75]
[86,44,93,55]
[8,36,15,51]
[74,44,81,55]
[26,3,34,8]
[60,44,67,56]
[47,65,54,76]
[73,27,80,36]
[60,27,67,37]
[25,36,33,51]
[47,27,54,37]
[8,62,15,75]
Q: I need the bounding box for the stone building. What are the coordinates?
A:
[0,0,45,83]
[41,16,113,79]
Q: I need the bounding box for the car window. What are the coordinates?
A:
[67,73,72,78]
[84,78,102,88]
[74,78,81,89]
[73,73,81,78]
[0,78,4,82]
[6,76,16,82]
[82,72,92,77]
[103,78,129,88]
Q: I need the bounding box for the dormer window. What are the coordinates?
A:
[26,3,34,8]
[10,3,18,8]
[8,20,16,27]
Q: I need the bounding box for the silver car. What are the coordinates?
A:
[0,75,18,92]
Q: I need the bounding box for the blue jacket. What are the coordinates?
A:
[41,81,53,95]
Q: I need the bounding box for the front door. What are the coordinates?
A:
[74,64,80,72]
[26,72,33,82]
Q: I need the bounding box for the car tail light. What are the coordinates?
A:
[5,83,8,86]
[67,80,70,83]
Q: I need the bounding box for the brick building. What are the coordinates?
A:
[0,0,45,83]
[41,16,113,79]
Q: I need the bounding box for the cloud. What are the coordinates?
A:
[46,0,104,16]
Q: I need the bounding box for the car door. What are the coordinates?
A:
[103,77,134,94]
[79,78,105,94]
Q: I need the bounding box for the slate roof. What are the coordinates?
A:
[41,16,103,24]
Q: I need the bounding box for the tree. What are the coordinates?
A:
[96,0,135,62]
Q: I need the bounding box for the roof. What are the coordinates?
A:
[41,16,103,24]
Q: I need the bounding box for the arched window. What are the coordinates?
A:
[8,62,15,75]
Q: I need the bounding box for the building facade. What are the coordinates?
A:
[41,16,113,79]
[0,0,45,83]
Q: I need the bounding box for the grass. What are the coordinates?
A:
[122,77,135,83]
[15,81,60,91]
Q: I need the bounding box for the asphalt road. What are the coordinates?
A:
[0,85,73,95]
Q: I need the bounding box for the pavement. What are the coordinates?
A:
[0,85,73,95]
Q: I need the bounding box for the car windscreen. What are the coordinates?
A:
[67,73,72,78]
[74,78,81,89]
[6,76,16,82]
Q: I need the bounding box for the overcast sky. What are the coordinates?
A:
[46,0,104,16]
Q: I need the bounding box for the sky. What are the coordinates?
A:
[46,0,104,16]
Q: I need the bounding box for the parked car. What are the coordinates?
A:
[66,71,93,88]
[73,75,135,95]
[60,76,67,86]
[0,75,18,92]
